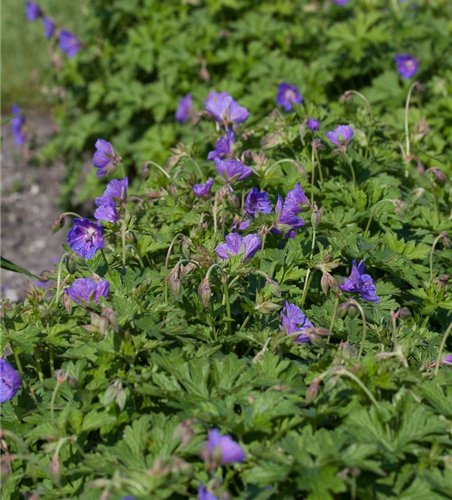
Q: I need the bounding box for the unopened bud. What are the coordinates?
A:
[64,255,77,275]
[255,299,281,315]
[297,202,311,212]
[321,272,336,295]
[102,306,119,333]
[428,167,449,185]
[347,304,359,319]
[181,262,196,279]
[198,278,211,308]
[311,206,322,229]
[180,236,191,260]
[169,266,182,300]
[142,162,150,179]
[228,193,240,209]
[337,303,348,319]
[266,276,281,298]
[399,307,411,320]
[52,215,65,234]
[63,294,72,312]
[49,455,61,482]
[172,419,195,449]
[440,231,451,248]
[305,378,321,405]
[261,133,284,150]
[410,187,425,202]
[54,370,68,384]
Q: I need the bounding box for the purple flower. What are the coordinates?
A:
[307,118,319,131]
[339,260,379,304]
[193,178,214,198]
[204,428,246,464]
[42,17,55,39]
[26,2,41,21]
[175,94,193,124]
[276,83,303,112]
[93,139,117,178]
[198,485,223,500]
[207,130,236,161]
[282,301,314,343]
[394,54,419,79]
[205,91,249,125]
[273,195,306,237]
[244,188,272,218]
[284,182,310,214]
[59,30,81,58]
[94,202,119,223]
[11,105,26,146]
[0,359,21,403]
[67,218,104,260]
[215,159,252,184]
[326,125,354,148]
[95,178,128,206]
[215,233,261,260]
[443,355,452,365]
[64,278,109,305]
[331,0,350,5]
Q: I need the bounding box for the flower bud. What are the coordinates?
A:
[181,262,196,279]
[49,455,61,482]
[347,304,359,319]
[337,303,348,319]
[180,236,191,260]
[440,231,451,248]
[54,370,68,384]
[410,187,425,202]
[198,278,211,308]
[228,192,240,209]
[428,167,450,185]
[305,377,321,405]
[311,205,322,229]
[297,202,312,212]
[255,299,281,315]
[51,215,65,234]
[398,307,411,320]
[266,276,281,298]
[321,272,337,295]
[261,132,284,150]
[63,293,72,313]
[64,255,77,275]
[142,162,150,179]
[172,419,195,449]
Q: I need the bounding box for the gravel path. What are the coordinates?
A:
[1,114,66,301]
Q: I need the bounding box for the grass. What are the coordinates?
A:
[1,0,82,111]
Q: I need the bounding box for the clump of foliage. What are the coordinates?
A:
[22,0,452,205]
[2,63,452,499]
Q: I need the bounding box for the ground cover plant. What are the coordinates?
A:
[2,1,452,499]
[2,72,452,498]
[15,0,452,206]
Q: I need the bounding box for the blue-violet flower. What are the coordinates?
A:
[282,301,314,343]
[339,260,379,303]
[26,1,41,21]
[205,91,249,125]
[67,218,104,260]
[276,83,303,112]
[215,233,261,260]
[394,54,419,79]
[59,30,81,58]
[175,94,193,124]
[207,130,236,161]
[0,358,21,403]
[64,278,109,305]
[193,178,214,198]
[11,105,26,146]
[326,125,354,148]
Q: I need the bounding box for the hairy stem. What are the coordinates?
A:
[429,234,442,282]
[164,233,184,302]
[434,320,452,377]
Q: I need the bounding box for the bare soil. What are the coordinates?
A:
[1,114,66,301]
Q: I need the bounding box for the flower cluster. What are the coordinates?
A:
[25,2,80,58]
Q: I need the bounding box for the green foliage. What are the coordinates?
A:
[31,0,452,207]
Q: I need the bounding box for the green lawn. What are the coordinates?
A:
[1,0,82,111]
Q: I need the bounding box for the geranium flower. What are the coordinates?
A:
[326,125,354,148]
[215,159,252,184]
[198,485,225,500]
[175,94,193,123]
[59,30,81,58]
[284,182,310,214]
[307,118,319,131]
[215,233,261,260]
[339,260,379,303]
[273,195,306,238]
[67,218,104,260]
[42,17,55,39]
[282,301,314,343]
[207,130,236,161]
[11,105,26,145]
[202,428,246,464]
[0,359,21,403]
[26,2,41,21]
[92,139,118,178]
[276,83,303,112]
[394,54,419,79]
[331,0,350,5]
[94,202,118,223]
[193,178,214,198]
[95,178,128,206]
[244,188,272,218]
[205,91,249,125]
[64,278,109,305]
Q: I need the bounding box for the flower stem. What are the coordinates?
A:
[210,303,217,342]
[121,230,127,268]
[349,299,367,358]
[327,293,340,344]
[50,380,62,425]
[49,345,55,374]
[334,368,381,409]
[257,232,267,293]
[221,197,226,239]
[164,233,184,302]
[429,234,442,282]
[314,147,324,183]
[50,252,70,309]
[310,147,316,205]
[300,269,315,307]
[34,348,44,382]
[343,154,356,185]
[404,82,417,161]
[100,248,111,273]
[364,199,395,237]
[144,160,171,179]
[222,278,232,336]
[434,320,452,377]
[344,90,374,122]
